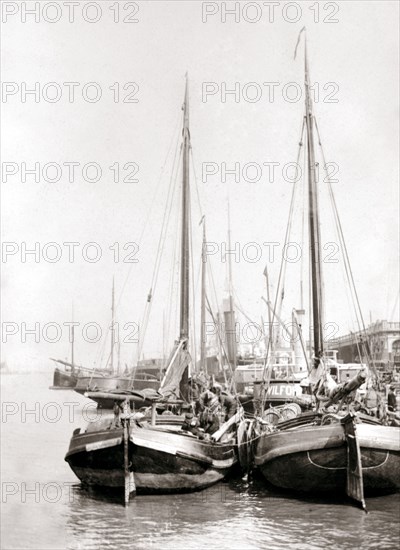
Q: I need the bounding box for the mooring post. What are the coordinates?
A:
[122,399,136,505]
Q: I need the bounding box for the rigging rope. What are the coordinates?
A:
[134,132,183,367]
[90,111,183,376]
[165,198,181,363]
[313,118,380,385]
[206,295,238,397]
[188,163,198,371]
[261,118,306,385]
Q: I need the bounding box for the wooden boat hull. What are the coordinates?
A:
[65,419,237,493]
[255,423,400,494]
[74,376,132,392]
[83,394,155,410]
[52,367,78,388]
[74,377,160,409]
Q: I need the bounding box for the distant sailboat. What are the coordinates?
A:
[51,321,80,388]
[50,283,160,399]
[0,361,10,374]
[72,279,133,397]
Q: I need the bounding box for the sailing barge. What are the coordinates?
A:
[253,31,400,508]
[65,77,241,497]
[254,413,400,495]
[65,408,238,493]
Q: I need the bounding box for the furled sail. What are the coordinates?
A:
[158,339,191,400]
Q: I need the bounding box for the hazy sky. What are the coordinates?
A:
[2,0,399,369]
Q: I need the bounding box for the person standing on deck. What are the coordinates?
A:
[213,385,238,421]
[388,385,397,412]
[362,384,380,417]
[197,387,218,414]
[110,400,123,429]
[196,386,221,433]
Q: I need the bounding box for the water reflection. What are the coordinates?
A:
[63,477,400,550]
[2,374,399,550]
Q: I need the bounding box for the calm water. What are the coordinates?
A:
[1,373,399,550]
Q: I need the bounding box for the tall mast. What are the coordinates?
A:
[227,202,234,320]
[71,302,75,373]
[304,37,324,357]
[162,309,166,367]
[179,74,190,345]
[200,217,207,373]
[263,265,274,362]
[117,341,121,375]
[71,325,75,371]
[110,277,115,373]
[227,201,237,369]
